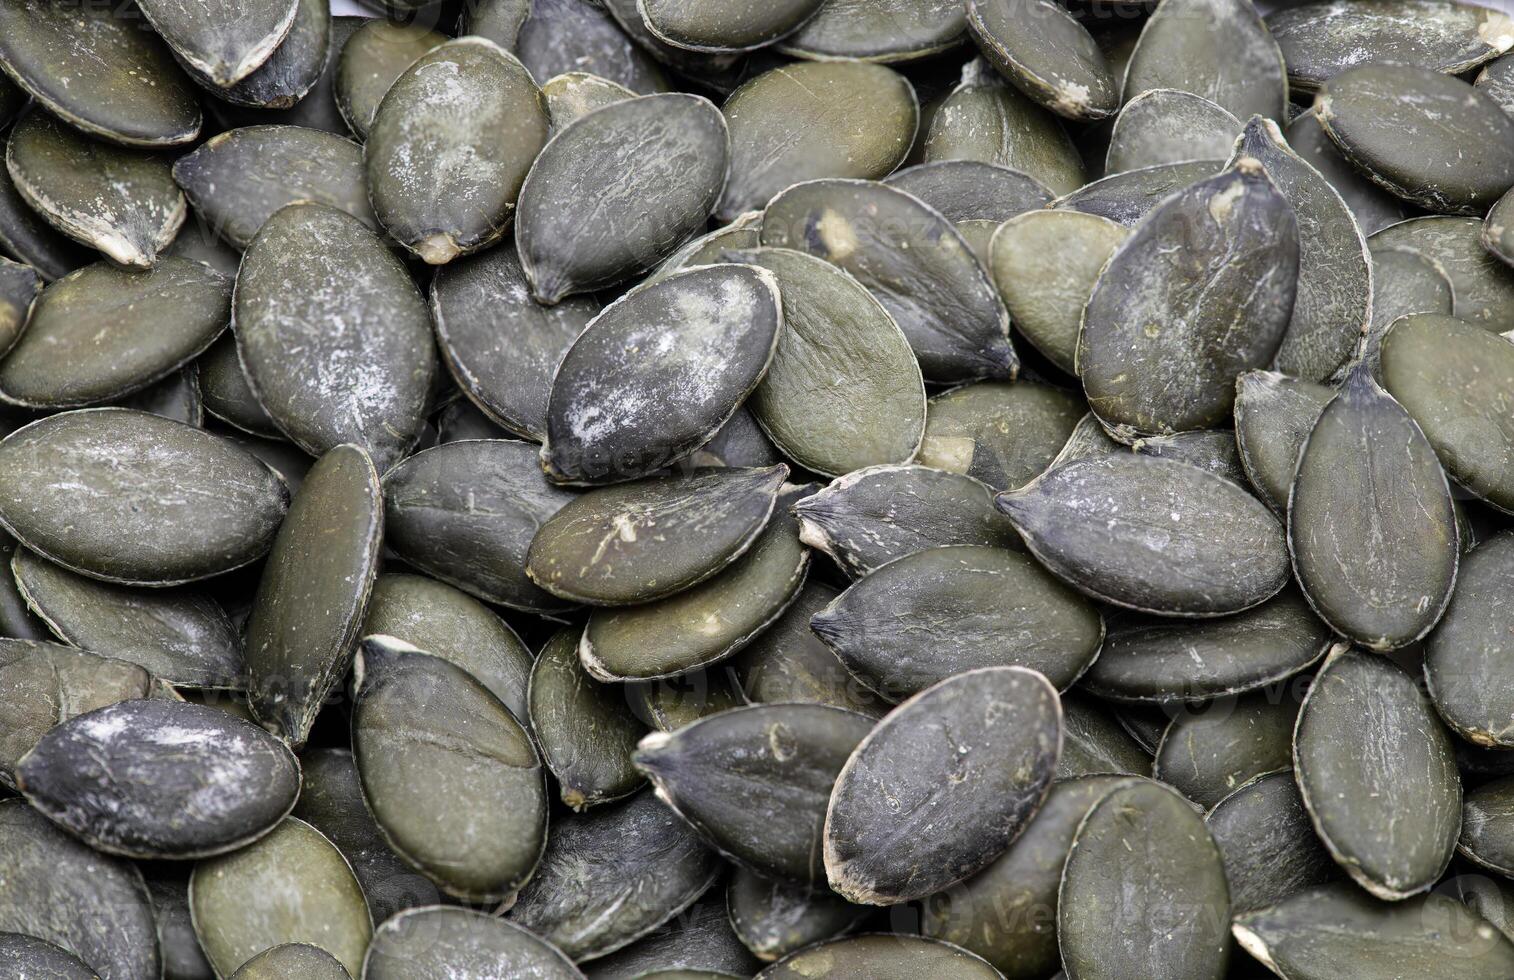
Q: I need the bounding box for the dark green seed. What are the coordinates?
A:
[543,71,636,128]
[530,627,646,809]
[230,943,348,980]
[652,212,764,283]
[514,0,669,97]
[1484,184,1514,268]
[640,0,825,52]
[733,583,889,718]
[1123,0,1287,122]
[916,382,1084,491]
[601,0,749,93]
[0,254,37,358]
[1105,89,1241,174]
[1206,771,1339,915]
[1232,370,1336,514]
[1056,693,1152,778]
[1131,429,1247,485]
[0,531,48,640]
[0,160,88,281]
[1371,215,1514,330]
[137,0,296,87]
[626,668,744,733]
[199,333,279,438]
[779,0,967,62]
[1425,531,1514,747]
[1285,108,1409,236]
[1053,159,1222,226]
[1152,695,1299,808]
[1479,50,1514,115]
[1458,775,1514,876]
[0,933,97,979]
[364,907,583,980]
[585,890,759,980]
[966,0,1117,121]
[727,869,868,963]
[213,0,330,110]
[756,935,1001,980]
[333,20,446,140]
[883,161,1052,224]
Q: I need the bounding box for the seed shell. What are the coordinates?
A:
[514,0,669,97]
[916,382,1084,491]
[583,890,759,980]
[1105,89,1241,174]
[600,0,749,92]
[1152,695,1298,809]
[231,943,348,980]
[1232,370,1335,514]
[0,254,36,356]
[0,160,89,281]
[363,906,584,980]
[1372,215,1514,331]
[199,333,278,437]
[1053,159,1222,226]
[652,212,764,283]
[884,162,1051,226]
[214,0,330,110]
[1205,771,1338,915]
[639,0,824,53]
[1123,0,1287,123]
[1131,430,1247,485]
[1460,775,1514,876]
[756,936,1001,980]
[727,869,867,963]
[0,531,49,640]
[1425,532,1514,747]
[0,933,97,979]
[1057,693,1151,778]
[778,0,967,62]
[136,0,296,88]
[966,0,1117,122]
[1285,108,1409,237]
[626,668,744,733]
[543,71,636,128]
[333,20,446,140]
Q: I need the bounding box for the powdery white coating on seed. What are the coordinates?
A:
[1124,0,1288,122]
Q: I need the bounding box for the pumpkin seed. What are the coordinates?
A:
[779,0,967,63]
[586,891,759,979]
[1232,370,1336,514]
[189,817,372,979]
[652,212,764,284]
[762,179,1015,382]
[136,0,296,88]
[824,666,1061,905]
[382,439,578,614]
[143,867,220,980]
[795,464,1022,578]
[601,0,749,94]
[1294,647,1462,900]
[1425,532,1514,747]
[0,933,97,979]
[997,453,1291,617]
[966,0,1117,122]
[917,382,1084,491]
[352,636,548,903]
[1289,363,1459,651]
[541,264,780,483]
[1479,49,1514,112]
[364,906,584,980]
[0,255,35,357]
[199,334,278,437]
[1459,776,1514,876]
[0,259,228,409]
[1053,158,1222,226]
[461,0,532,49]
[1080,588,1331,704]
[214,0,329,110]
[0,531,48,640]
[1131,430,1248,486]
[727,869,867,963]
[1057,693,1151,778]
[1484,185,1514,269]
[0,409,288,586]
[1317,64,1514,215]
[230,943,347,980]
[514,0,670,97]
[234,202,436,471]
[334,20,447,140]
[0,800,159,980]
[530,627,646,808]
[368,39,548,265]
[544,72,636,128]
[0,160,89,281]
[1078,160,1300,440]
[0,0,201,147]
[1285,110,1407,240]
[883,161,1053,224]
[507,790,721,960]
[527,465,785,606]
[123,365,204,427]
[1206,771,1338,915]
[1372,215,1514,331]
[6,112,185,268]
[1058,779,1231,980]
[756,936,1001,980]
[1152,695,1299,808]
[640,0,823,52]
[626,668,743,733]
[1123,0,1287,123]
[244,444,381,747]
[1106,89,1242,174]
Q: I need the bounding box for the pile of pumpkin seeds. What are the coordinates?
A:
[9,0,1514,976]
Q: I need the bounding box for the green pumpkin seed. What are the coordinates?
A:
[517,94,728,303]
[1372,215,1514,331]
[1057,693,1151,778]
[966,0,1116,122]
[136,0,296,87]
[1080,588,1330,704]
[1267,0,1514,95]
[431,244,600,442]
[1425,532,1514,747]
[0,531,48,640]
[1484,185,1514,268]
[189,817,371,979]
[884,161,1053,224]
[640,0,823,52]
[172,125,373,251]
[1233,883,1514,979]
[1286,110,1408,241]
[1317,64,1514,215]
[235,202,436,471]
[727,869,867,963]
[334,20,447,140]
[140,873,244,980]
[0,933,97,979]
[0,259,228,409]
[756,936,1000,980]
[1289,364,1459,650]
[811,544,1102,699]
[0,800,159,980]
[461,0,531,49]
[0,160,88,281]
[581,484,809,681]
[652,212,764,283]
[1079,160,1300,439]
[1233,370,1335,514]
[997,453,1291,616]
[165,210,242,277]
[527,465,785,606]
[1131,430,1247,485]
[1106,90,1241,174]
[199,334,278,437]
[626,668,743,733]
[217,430,312,497]
[601,0,749,93]
[1206,771,1338,915]
[515,0,670,97]
[0,409,288,586]
[1479,49,1514,113]
[507,790,721,960]
[352,637,547,903]
[231,943,347,980]
[1058,779,1230,980]
[530,627,646,808]
[364,906,583,980]
[1459,775,1514,876]
[733,583,888,717]
[122,365,204,427]
[12,547,241,688]
[368,39,548,265]
[0,255,35,358]
[717,62,916,221]
[1053,158,1223,226]
[586,890,759,979]
[762,179,1014,382]
[825,666,1061,905]
[1294,647,1461,899]
[917,382,1084,491]
[214,0,330,110]
[795,464,1022,578]
[1457,872,1514,947]
[541,264,780,483]
[923,60,1084,197]
[0,0,200,147]
[921,774,1140,978]
[382,439,577,614]
[244,444,381,747]
[1152,695,1299,808]
[779,0,967,62]
[16,698,298,859]
[6,112,184,268]
[1123,0,1287,122]
[361,571,534,725]
[544,72,636,128]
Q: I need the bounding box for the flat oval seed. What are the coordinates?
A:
[364,906,583,980]
[514,0,669,97]
[966,0,1117,121]
[1286,108,1409,236]
[0,163,87,281]
[1058,693,1152,778]
[1078,160,1300,440]
[231,943,348,980]
[0,409,287,586]
[627,669,744,733]
[762,179,1015,382]
[527,465,785,606]
[1233,884,1514,979]
[727,869,867,964]
[235,202,435,471]
[199,333,279,437]
[1152,695,1298,808]
[7,112,185,268]
[0,933,97,979]
[1372,215,1514,330]
[757,935,1000,980]
[541,264,781,483]
[811,545,1102,700]
[1105,90,1241,173]
[244,445,381,747]
[996,454,1291,617]
[172,125,373,251]
[0,260,228,409]
[1289,365,1459,650]
[1053,159,1223,226]
[779,0,968,62]
[530,627,646,809]
[0,258,36,359]
[917,382,1084,491]
[0,0,200,147]
[334,20,446,140]
[1318,64,1514,215]
[640,0,823,52]
[1461,776,1514,875]
[0,800,159,980]
[599,0,748,93]
[189,817,371,979]
[353,638,548,903]
[137,0,296,87]
[214,0,329,110]
[1425,532,1514,747]
[1081,588,1330,704]
[543,72,635,128]
[1206,771,1338,915]
[382,440,577,614]
[574,888,757,979]
[1132,430,1247,485]
[1294,648,1461,900]
[16,699,298,858]
[1058,780,1230,980]
[507,791,721,960]
[1123,0,1287,122]
[883,161,1053,223]
[516,94,728,304]
[1233,370,1335,514]
[825,666,1061,905]
[368,39,549,265]
[122,365,202,426]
